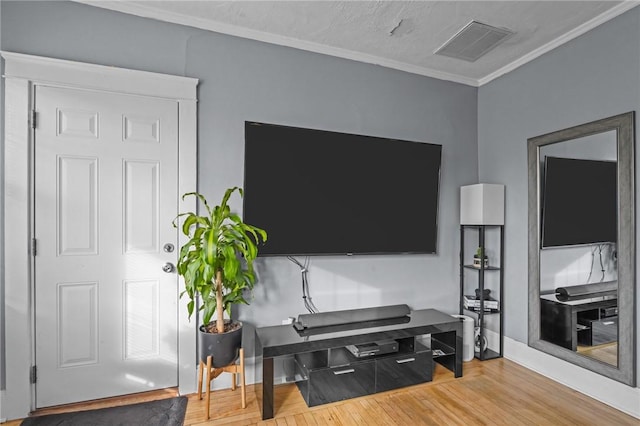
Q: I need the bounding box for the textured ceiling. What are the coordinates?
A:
[78,1,638,86]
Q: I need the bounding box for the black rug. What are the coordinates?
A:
[21,396,188,426]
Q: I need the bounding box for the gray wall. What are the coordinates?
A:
[1,0,477,339]
[478,7,640,383]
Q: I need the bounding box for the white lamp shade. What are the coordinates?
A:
[460,184,505,225]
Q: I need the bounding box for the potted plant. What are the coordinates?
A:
[174,186,267,367]
[473,246,488,268]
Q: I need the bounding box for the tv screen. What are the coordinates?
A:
[541,156,617,248]
[243,122,442,256]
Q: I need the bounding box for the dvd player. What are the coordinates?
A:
[345,339,398,358]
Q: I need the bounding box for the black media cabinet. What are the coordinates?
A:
[294,337,434,406]
[540,293,618,351]
[255,308,462,420]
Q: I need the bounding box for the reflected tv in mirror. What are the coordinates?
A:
[541,156,617,248]
[243,122,442,256]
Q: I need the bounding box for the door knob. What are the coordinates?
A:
[163,243,175,253]
[162,262,175,273]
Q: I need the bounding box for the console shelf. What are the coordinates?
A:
[430,338,455,357]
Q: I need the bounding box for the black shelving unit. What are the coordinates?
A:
[459,225,504,360]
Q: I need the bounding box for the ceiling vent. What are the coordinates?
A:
[435,21,514,62]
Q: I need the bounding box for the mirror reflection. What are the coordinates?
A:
[538,131,618,367]
[528,111,635,386]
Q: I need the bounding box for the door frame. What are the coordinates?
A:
[1,51,198,420]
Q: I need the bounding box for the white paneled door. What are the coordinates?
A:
[34,86,180,408]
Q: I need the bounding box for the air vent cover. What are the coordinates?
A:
[435,21,514,62]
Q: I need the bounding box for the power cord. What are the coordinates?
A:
[287,256,320,314]
[588,243,614,283]
[587,244,597,283]
[598,244,605,282]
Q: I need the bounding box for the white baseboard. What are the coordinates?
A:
[504,336,640,419]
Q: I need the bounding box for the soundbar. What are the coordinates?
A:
[556,281,617,297]
[555,281,617,301]
[294,304,411,330]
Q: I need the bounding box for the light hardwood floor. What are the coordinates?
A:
[577,342,618,366]
[8,358,637,425]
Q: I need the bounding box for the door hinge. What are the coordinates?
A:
[31,110,37,130]
[31,238,37,256]
[30,365,37,384]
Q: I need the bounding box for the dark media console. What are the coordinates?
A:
[255,308,462,420]
[294,336,432,407]
[540,293,618,351]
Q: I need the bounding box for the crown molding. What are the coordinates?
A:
[75,0,639,88]
[478,1,640,86]
[74,0,480,87]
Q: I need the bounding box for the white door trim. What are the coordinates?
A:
[2,51,197,100]
[1,51,198,420]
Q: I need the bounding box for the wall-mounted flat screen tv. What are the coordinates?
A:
[541,156,617,248]
[243,122,442,256]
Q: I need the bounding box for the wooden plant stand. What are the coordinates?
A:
[197,348,246,419]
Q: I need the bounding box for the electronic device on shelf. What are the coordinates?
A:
[345,339,399,358]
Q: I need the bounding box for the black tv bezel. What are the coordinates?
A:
[242,121,443,257]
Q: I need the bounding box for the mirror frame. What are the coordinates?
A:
[528,111,636,387]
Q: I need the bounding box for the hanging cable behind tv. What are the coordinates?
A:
[287,256,320,314]
[586,242,616,284]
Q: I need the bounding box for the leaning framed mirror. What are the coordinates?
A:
[528,112,636,386]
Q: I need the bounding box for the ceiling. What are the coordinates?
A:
[78,1,638,87]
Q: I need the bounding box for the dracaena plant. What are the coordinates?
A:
[173,187,267,333]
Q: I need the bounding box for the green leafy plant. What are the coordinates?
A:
[475,247,485,258]
[173,187,267,334]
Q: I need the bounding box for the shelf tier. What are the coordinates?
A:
[463,265,501,271]
[463,307,501,315]
[429,338,455,358]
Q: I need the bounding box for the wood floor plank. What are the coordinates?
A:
[357,398,394,426]
[8,358,637,426]
[332,403,368,426]
[315,406,342,425]
[300,412,317,425]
